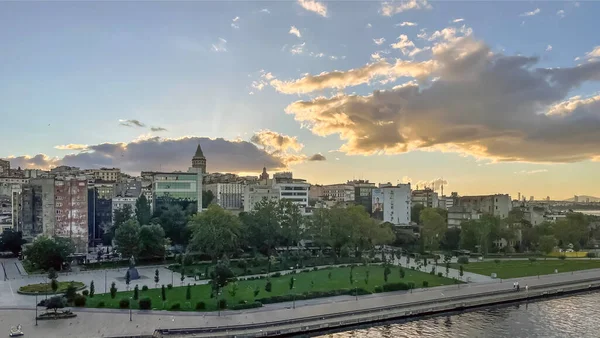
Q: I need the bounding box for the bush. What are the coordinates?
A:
[167,284,173,289]
[82,290,89,296]
[230,301,262,310]
[558,255,567,260]
[265,280,272,292]
[422,281,429,287]
[73,294,86,307]
[119,298,130,309]
[97,301,105,308]
[457,256,469,264]
[138,297,152,310]
[313,266,319,271]
[407,282,416,289]
[170,303,181,310]
[271,272,282,278]
[494,259,501,264]
[437,272,443,277]
[382,282,410,292]
[528,257,537,263]
[195,301,206,310]
[374,286,383,293]
[142,285,149,291]
[237,260,248,270]
[587,252,597,259]
[218,298,227,309]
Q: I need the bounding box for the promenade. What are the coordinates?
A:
[1,268,600,338]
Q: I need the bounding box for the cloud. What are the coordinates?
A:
[514,169,549,175]
[290,42,306,55]
[452,18,465,23]
[259,8,270,14]
[119,119,145,127]
[371,52,382,60]
[297,0,328,17]
[250,129,304,152]
[366,23,372,28]
[231,16,240,29]
[211,38,227,52]
[289,26,302,38]
[416,178,448,191]
[282,34,600,163]
[232,16,240,22]
[585,46,600,59]
[390,34,416,54]
[546,45,553,52]
[373,37,386,45]
[150,127,168,132]
[308,153,327,161]
[557,9,565,18]
[520,8,541,17]
[9,137,293,173]
[54,144,89,151]
[269,59,434,94]
[380,0,432,16]
[396,22,417,27]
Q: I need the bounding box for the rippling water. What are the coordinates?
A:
[312,291,600,338]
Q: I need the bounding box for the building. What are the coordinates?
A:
[348,180,376,213]
[455,194,511,219]
[322,184,355,202]
[447,206,482,228]
[259,167,269,180]
[20,178,55,239]
[152,172,202,212]
[112,197,137,222]
[412,188,439,208]
[308,184,325,202]
[88,181,116,245]
[85,168,121,182]
[191,144,207,174]
[244,172,310,214]
[204,182,244,210]
[372,183,411,225]
[54,176,88,252]
[244,182,280,212]
[0,159,10,175]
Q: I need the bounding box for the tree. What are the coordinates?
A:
[110,282,117,299]
[278,200,304,256]
[133,285,139,300]
[125,270,131,289]
[139,224,166,259]
[47,267,58,281]
[228,282,239,297]
[89,280,95,298]
[51,279,59,294]
[65,282,77,303]
[384,265,391,283]
[445,262,450,277]
[186,284,191,301]
[202,190,215,208]
[242,199,282,258]
[0,230,25,255]
[539,235,556,259]
[210,259,235,291]
[114,219,141,259]
[554,214,588,249]
[24,236,75,271]
[135,195,152,226]
[440,228,461,251]
[161,285,167,301]
[411,204,425,224]
[289,276,295,290]
[265,280,272,293]
[154,269,160,287]
[459,265,464,279]
[158,205,188,246]
[113,204,134,235]
[45,296,67,313]
[420,208,447,251]
[180,267,185,284]
[187,205,241,262]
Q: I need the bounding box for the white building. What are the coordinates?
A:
[372,183,411,225]
[204,182,244,210]
[244,173,310,214]
[322,184,355,202]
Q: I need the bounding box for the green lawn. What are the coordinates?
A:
[18,281,85,294]
[454,259,600,279]
[85,265,454,311]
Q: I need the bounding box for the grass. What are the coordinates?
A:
[454,259,600,279]
[19,281,85,294]
[85,265,455,311]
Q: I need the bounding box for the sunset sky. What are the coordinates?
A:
[1,0,599,200]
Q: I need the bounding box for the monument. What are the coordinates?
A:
[126,256,140,280]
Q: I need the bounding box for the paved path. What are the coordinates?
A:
[1,268,600,338]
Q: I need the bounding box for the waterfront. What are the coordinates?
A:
[316,291,600,338]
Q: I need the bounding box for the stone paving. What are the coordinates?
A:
[1,268,599,338]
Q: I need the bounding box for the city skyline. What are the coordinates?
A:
[2,1,600,200]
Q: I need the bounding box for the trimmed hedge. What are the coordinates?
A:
[138,297,152,310]
[230,301,263,310]
[170,303,181,310]
[256,288,371,304]
[119,298,130,309]
[195,301,206,310]
[73,294,86,307]
[457,256,470,264]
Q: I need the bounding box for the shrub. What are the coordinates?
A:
[97,301,105,308]
[142,285,149,291]
[195,301,206,310]
[271,272,282,278]
[73,294,86,307]
[407,282,416,289]
[528,257,537,263]
[374,286,383,293]
[119,298,130,309]
[313,266,319,271]
[382,282,410,292]
[167,284,173,289]
[237,260,247,270]
[218,298,227,309]
[422,281,429,287]
[558,255,567,260]
[438,272,443,277]
[230,302,262,310]
[457,256,469,264]
[82,290,89,296]
[587,252,597,259]
[170,303,181,310]
[138,297,152,310]
[494,259,501,264]
[265,280,272,293]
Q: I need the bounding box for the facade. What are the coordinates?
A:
[191,144,207,174]
[152,172,202,212]
[447,206,482,228]
[54,176,88,252]
[372,183,412,225]
[88,181,116,245]
[204,182,244,210]
[455,194,511,219]
[308,184,324,202]
[244,173,310,213]
[412,188,439,208]
[0,159,9,175]
[20,178,55,239]
[243,182,279,212]
[322,184,355,202]
[86,168,121,182]
[348,180,376,213]
[112,197,137,223]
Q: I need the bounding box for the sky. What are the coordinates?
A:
[1,0,599,200]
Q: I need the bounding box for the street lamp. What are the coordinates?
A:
[35,292,38,326]
[217,291,222,317]
[355,286,358,301]
[129,297,133,321]
[292,286,296,309]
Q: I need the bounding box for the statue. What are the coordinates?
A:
[126,255,140,280]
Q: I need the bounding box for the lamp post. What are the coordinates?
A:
[129,297,133,321]
[292,286,296,309]
[105,270,107,294]
[355,286,358,301]
[171,270,174,286]
[35,292,38,326]
[217,290,222,317]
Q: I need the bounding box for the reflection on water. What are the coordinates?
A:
[313,292,600,338]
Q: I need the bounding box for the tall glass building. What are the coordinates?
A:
[153,172,202,212]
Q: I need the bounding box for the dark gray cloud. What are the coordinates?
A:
[7,137,287,174]
[119,119,146,127]
[284,36,600,163]
[150,127,168,132]
[308,153,327,161]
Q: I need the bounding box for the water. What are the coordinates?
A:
[573,210,600,216]
[312,292,600,338]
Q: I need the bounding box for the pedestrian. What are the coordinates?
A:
[513,282,516,290]
[525,284,528,292]
[516,281,520,291]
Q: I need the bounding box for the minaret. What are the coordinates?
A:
[192,144,206,174]
[259,166,269,180]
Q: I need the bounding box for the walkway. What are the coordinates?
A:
[1,268,599,338]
